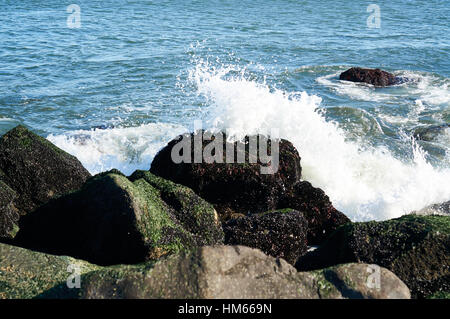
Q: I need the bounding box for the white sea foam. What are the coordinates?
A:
[47,122,187,176]
[189,63,450,221]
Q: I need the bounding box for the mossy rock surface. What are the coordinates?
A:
[296,214,450,299]
[0,125,91,223]
[14,170,223,266]
[0,181,19,239]
[0,243,98,299]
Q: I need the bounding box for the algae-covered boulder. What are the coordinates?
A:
[0,242,98,299]
[279,181,350,244]
[150,131,302,220]
[296,215,450,298]
[150,131,348,244]
[53,246,409,299]
[223,209,308,264]
[0,181,19,239]
[0,125,91,217]
[14,170,223,265]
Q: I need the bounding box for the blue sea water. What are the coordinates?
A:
[0,0,449,221]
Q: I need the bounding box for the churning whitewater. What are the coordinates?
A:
[48,62,450,222]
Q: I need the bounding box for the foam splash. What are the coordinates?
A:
[189,63,450,221]
[48,123,187,176]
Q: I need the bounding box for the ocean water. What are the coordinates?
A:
[1,0,449,221]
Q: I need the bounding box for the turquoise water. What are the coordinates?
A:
[1,0,449,221]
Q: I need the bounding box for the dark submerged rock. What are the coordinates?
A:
[413,124,450,142]
[296,214,450,299]
[14,170,223,265]
[223,209,308,264]
[339,67,400,87]
[0,125,91,217]
[150,131,349,244]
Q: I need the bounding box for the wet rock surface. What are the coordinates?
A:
[151,131,349,244]
[223,209,308,264]
[296,214,450,298]
[339,67,401,87]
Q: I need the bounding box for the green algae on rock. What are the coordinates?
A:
[14,170,223,266]
[0,181,19,239]
[46,245,409,299]
[296,214,450,299]
[0,242,99,299]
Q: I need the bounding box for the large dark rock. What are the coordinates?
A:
[280,181,350,244]
[151,131,301,220]
[296,215,450,299]
[0,125,91,217]
[339,67,399,87]
[14,170,223,265]
[223,209,308,264]
[150,131,349,244]
[0,181,19,239]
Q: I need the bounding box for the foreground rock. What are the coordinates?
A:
[339,67,400,87]
[0,242,98,299]
[36,245,408,299]
[223,209,308,264]
[14,170,223,265]
[0,126,91,237]
[296,215,450,298]
[151,131,349,244]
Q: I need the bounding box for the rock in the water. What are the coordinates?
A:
[55,246,409,299]
[413,124,449,142]
[296,215,450,299]
[223,209,308,264]
[151,131,302,220]
[412,201,450,216]
[339,67,399,87]
[0,242,98,299]
[280,181,350,244]
[14,170,223,265]
[0,125,91,217]
[151,131,348,244]
[0,181,19,239]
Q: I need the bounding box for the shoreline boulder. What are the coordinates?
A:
[0,181,19,239]
[14,170,224,265]
[0,126,91,232]
[339,67,400,87]
[150,131,349,244]
[295,214,450,299]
